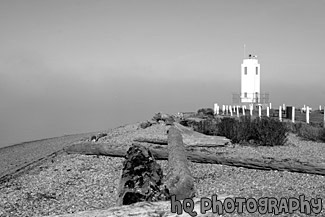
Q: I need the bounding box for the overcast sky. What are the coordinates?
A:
[1,0,324,147]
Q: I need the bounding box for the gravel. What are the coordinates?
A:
[0,122,325,216]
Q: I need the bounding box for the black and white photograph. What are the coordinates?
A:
[0,1,324,216]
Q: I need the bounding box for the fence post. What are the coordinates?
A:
[258,105,261,118]
[242,105,245,116]
[237,106,240,118]
[250,105,253,116]
[306,106,310,124]
[226,105,228,115]
[323,106,325,128]
[292,106,295,123]
[269,103,272,109]
[319,105,322,111]
[279,106,282,122]
[222,105,225,115]
[267,106,270,117]
[230,106,233,116]
[214,103,218,115]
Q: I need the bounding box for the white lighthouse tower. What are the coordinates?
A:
[241,54,260,104]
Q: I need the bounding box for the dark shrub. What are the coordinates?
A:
[140,121,152,129]
[216,116,288,146]
[216,117,241,143]
[310,122,322,128]
[198,118,219,135]
[253,117,288,146]
[237,116,257,142]
[197,108,214,117]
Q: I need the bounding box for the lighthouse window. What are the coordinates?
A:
[256,67,258,75]
[244,67,247,75]
[244,92,247,97]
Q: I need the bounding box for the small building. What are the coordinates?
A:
[241,54,260,103]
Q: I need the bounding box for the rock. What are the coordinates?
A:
[90,135,97,142]
[139,121,152,129]
[89,133,107,142]
[96,133,107,141]
[152,112,163,122]
[148,119,157,125]
[164,116,175,126]
[152,112,175,125]
[117,144,170,206]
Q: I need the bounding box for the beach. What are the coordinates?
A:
[0,122,325,216]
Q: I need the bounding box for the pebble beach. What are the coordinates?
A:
[0,122,325,216]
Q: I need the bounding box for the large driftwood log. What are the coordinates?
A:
[65,142,325,176]
[46,195,231,217]
[164,127,195,200]
[116,144,169,206]
[64,142,169,159]
[133,137,228,147]
[133,137,168,145]
[133,123,229,147]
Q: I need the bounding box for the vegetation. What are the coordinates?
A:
[297,124,319,141]
[191,107,325,144]
[253,117,288,146]
[216,117,240,143]
[197,108,214,117]
[289,122,325,142]
[216,116,288,146]
[318,128,325,142]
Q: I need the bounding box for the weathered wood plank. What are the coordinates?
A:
[64,142,325,176]
[164,127,195,200]
[133,123,229,147]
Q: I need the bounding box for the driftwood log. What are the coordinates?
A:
[65,142,325,176]
[46,195,231,217]
[133,137,228,147]
[65,142,168,159]
[133,123,229,147]
[116,144,169,206]
[164,127,195,200]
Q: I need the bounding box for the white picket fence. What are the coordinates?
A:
[213,103,325,127]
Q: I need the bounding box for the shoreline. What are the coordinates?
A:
[0,132,100,183]
[0,131,102,150]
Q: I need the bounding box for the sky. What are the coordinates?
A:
[0,0,325,147]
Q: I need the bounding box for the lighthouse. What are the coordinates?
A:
[241,54,260,104]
